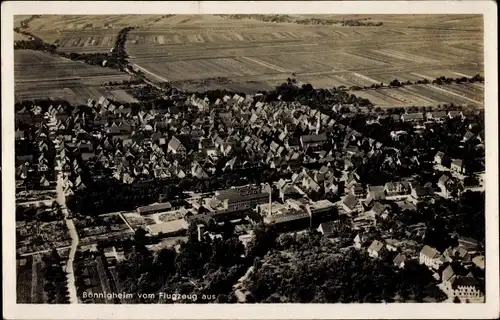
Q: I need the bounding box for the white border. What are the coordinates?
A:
[2,1,498,319]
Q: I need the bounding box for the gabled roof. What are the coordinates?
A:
[342,194,358,210]
[368,240,384,252]
[318,221,336,236]
[393,253,406,265]
[371,202,387,215]
[168,136,185,151]
[420,245,439,259]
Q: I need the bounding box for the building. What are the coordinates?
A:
[441,266,484,303]
[167,136,186,155]
[146,219,188,236]
[353,233,368,250]
[393,253,407,268]
[214,185,269,211]
[317,221,336,237]
[410,182,434,204]
[369,202,388,218]
[426,111,447,121]
[300,132,327,149]
[384,181,411,197]
[434,151,446,165]
[368,240,386,259]
[342,193,359,214]
[419,245,445,270]
[450,159,465,174]
[401,113,424,122]
[263,209,313,231]
[136,202,173,215]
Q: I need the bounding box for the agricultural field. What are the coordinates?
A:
[14,50,134,105]
[15,14,484,107]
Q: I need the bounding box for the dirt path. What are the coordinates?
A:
[132,63,170,83]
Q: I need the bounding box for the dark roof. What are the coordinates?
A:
[318,221,336,236]
[368,186,386,200]
[371,202,386,215]
[300,133,327,144]
[267,211,309,224]
[451,276,479,289]
[137,202,172,214]
[442,265,455,282]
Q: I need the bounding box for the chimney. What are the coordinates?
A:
[197,224,205,242]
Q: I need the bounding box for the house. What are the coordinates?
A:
[353,233,368,250]
[369,202,388,217]
[349,183,365,198]
[437,174,454,198]
[393,253,407,268]
[419,245,445,270]
[317,221,336,238]
[384,181,411,197]
[300,133,327,149]
[410,182,434,204]
[401,113,424,122]
[167,136,186,155]
[472,255,485,270]
[458,236,480,251]
[450,159,465,174]
[214,185,269,211]
[434,151,446,165]
[462,131,475,143]
[342,193,359,214]
[367,240,386,259]
[441,266,484,302]
[444,246,471,264]
[426,111,447,121]
[447,110,463,119]
[366,185,386,203]
[137,202,173,215]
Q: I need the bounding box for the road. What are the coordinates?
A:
[56,174,79,304]
[132,63,170,83]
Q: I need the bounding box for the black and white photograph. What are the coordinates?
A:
[2,1,498,319]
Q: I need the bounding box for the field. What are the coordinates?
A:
[15,14,484,107]
[14,50,135,105]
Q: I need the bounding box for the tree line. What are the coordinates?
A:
[349,73,485,91]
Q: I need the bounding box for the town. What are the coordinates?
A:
[16,80,485,304]
[13,13,486,306]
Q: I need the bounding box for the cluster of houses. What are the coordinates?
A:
[14,89,485,302]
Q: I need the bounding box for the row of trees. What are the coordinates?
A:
[14,26,134,72]
[349,74,485,91]
[218,14,383,26]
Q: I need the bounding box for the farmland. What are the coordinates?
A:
[14,50,136,105]
[15,14,484,107]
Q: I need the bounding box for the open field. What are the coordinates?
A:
[14,50,135,104]
[15,14,484,107]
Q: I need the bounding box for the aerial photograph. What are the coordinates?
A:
[14,14,486,304]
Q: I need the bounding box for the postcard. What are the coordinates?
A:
[2,1,498,319]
